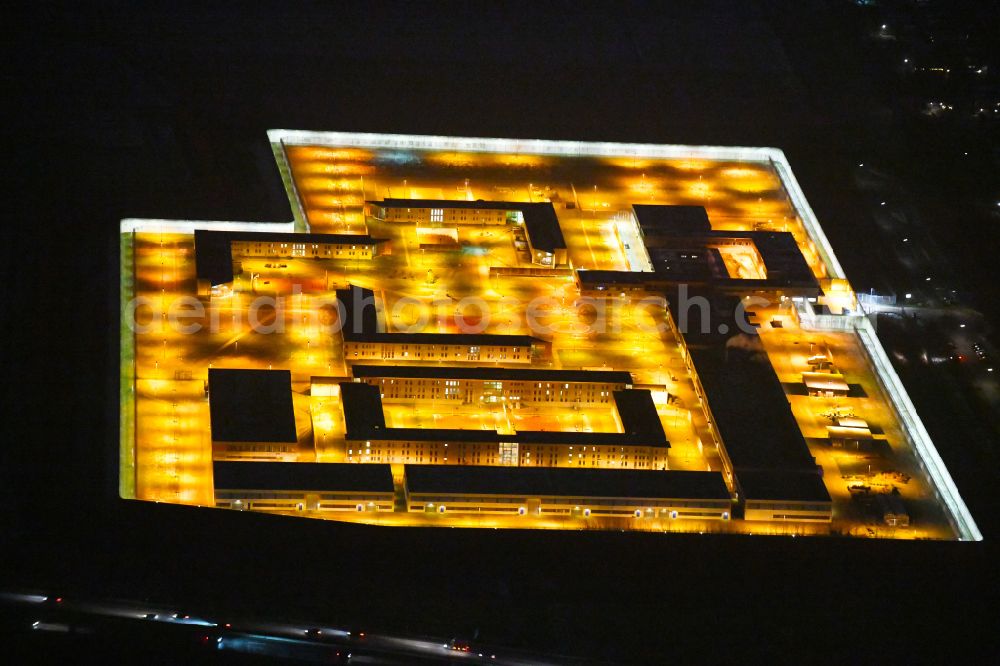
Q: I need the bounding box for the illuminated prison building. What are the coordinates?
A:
[336,284,545,364]
[211,461,731,522]
[348,365,633,405]
[229,235,383,259]
[577,204,820,299]
[343,334,540,364]
[337,381,670,469]
[213,461,394,513]
[366,198,569,267]
[341,438,667,469]
[403,465,732,520]
[194,229,387,290]
[738,471,834,523]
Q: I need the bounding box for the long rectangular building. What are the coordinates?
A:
[195,229,386,287]
[336,284,544,364]
[213,461,395,513]
[366,198,568,267]
[349,364,633,405]
[338,382,669,469]
[688,345,832,522]
[208,368,299,459]
[403,465,731,519]
[345,332,542,364]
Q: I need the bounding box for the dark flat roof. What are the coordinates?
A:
[735,469,831,503]
[744,231,816,287]
[613,390,667,441]
[338,382,387,435]
[336,285,380,338]
[350,364,632,384]
[208,369,297,443]
[194,229,237,286]
[213,461,394,493]
[578,268,808,292]
[633,204,712,234]
[369,198,566,252]
[194,229,385,286]
[519,202,566,253]
[405,465,730,501]
[688,345,817,473]
[576,269,650,285]
[646,247,727,281]
[665,291,748,346]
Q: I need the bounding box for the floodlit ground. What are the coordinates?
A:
[756,313,954,538]
[287,146,825,275]
[120,141,963,539]
[381,401,624,435]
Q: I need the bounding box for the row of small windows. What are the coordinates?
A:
[374,378,608,390]
[339,446,662,468]
[382,209,509,220]
[224,443,294,453]
[746,502,830,511]
[348,346,525,361]
[349,343,524,352]
[375,389,606,396]
[236,242,368,251]
[408,496,723,509]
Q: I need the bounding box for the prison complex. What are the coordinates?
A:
[121,130,981,541]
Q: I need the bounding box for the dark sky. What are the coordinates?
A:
[5,1,999,662]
